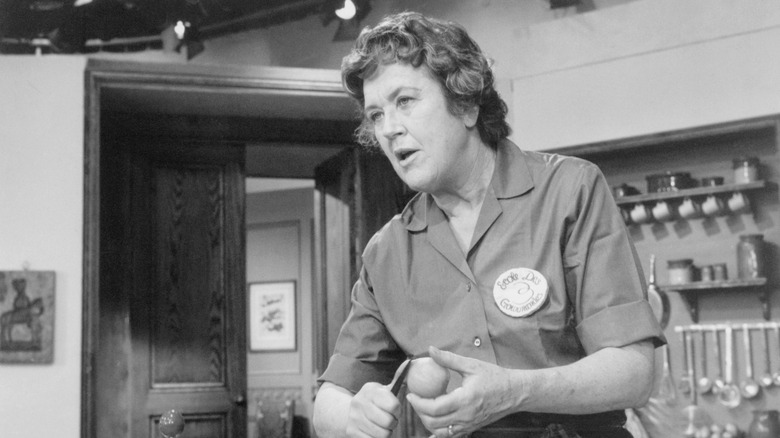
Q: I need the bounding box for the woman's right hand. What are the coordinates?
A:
[346,381,402,438]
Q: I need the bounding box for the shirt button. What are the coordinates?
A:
[473,337,482,347]
[466,283,472,292]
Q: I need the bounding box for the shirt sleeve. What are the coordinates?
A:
[562,163,665,354]
[316,264,407,393]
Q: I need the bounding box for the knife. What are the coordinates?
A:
[389,358,412,396]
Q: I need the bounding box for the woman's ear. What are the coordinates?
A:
[463,105,479,129]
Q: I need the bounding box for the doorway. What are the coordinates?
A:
[243,177,319,438]
[82,59,357,438]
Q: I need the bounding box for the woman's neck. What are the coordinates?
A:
[432,144,496,253]
[432,143,496,219]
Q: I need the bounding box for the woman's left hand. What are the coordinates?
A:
[405,346,520,437]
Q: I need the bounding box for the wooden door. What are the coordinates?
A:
[98,140,247,438]
[313,146,416,436]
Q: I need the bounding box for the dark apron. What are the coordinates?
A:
[468,410,632,438]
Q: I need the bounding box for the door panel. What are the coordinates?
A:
[99,140,246,438]
[151,165,229,385]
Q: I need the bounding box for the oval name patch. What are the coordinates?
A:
[493,267,549,318]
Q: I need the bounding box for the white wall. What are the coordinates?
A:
[510,0,780,150]
[0,56,86,438]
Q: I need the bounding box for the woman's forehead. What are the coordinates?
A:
[363,64,442,108]
[363,63,437,92]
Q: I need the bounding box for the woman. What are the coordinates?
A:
[313,12,664,438]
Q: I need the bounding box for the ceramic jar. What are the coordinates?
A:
[668,259,694,285]
[734,156,760,184]
[712,263,728,281]
[747,409,780,438]
[737,234,766,279]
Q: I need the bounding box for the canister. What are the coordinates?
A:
[700,265,714,282]
[737,234,765,279]
[712,263,728,281]
[667,259,693,285]
[733,156,759,184]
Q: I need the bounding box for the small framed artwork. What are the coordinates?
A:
[249,281,296,352]
[0,270,56,364]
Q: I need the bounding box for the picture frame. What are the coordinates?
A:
[0,270,56,364]
[249,281,296,352]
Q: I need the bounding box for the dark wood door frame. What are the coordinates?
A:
[81,59,350,438]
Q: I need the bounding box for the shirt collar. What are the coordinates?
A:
[402,139,535,231]
[491,138,535,199]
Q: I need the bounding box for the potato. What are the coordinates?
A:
[406,357,449,398]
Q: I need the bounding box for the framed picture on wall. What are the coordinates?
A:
[249,281,296,352]
[0,270,56,364]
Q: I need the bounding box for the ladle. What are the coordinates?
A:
[718,326,741,408]
[678,329,692,397]
[773,324,780,386]
[696,328,713,395]
[739,324,760,399]
[712,327,725,394]
[759,324,774,388]
[683,330,707,438]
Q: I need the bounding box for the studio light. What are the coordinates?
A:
[328,0,370,41]
[335,0,356,20]
[174,19,204,60]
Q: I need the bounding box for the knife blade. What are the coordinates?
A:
[389,358,412,396]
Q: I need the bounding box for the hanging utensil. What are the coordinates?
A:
[696,328,713,395]
[683,330,708,438]
[647,254,670,329]
[739,324,760,399]
[773,324,780,386]
[659,343,678,405]
[712,327,725,394]
[759,324,774,388]
[718,326,741,408]
[678,329,692,397]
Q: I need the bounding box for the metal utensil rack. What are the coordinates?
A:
[672,322,780,408]
[675,322,780,333]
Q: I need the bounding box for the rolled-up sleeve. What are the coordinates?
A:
[563,164,665,354]
[317,265,406,393]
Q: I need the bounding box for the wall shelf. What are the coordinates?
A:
[662,278,769,322]
[614,180,775,206]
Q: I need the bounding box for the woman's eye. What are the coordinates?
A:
[397,96,412,107]
[367,112,383,123]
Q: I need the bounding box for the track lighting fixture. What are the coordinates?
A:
[326,0,371,42]
[335,0,356,20]
[174,19,204,60]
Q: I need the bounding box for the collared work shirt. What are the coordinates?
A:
[319,140,663,393]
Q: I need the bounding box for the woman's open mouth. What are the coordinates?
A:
[395,149,418,164]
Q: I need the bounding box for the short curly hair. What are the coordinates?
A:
[341,11,511,148]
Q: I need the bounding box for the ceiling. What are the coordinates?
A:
[0,0,362,53]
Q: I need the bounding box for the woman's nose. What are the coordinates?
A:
[380,110,405,139]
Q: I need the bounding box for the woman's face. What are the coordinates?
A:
[362,62,480,196]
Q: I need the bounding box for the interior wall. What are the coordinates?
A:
[511,0,780,150]
[0,56,86,438]
[245,186,315,438]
